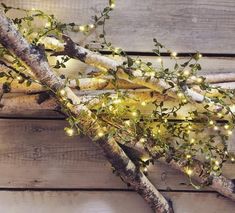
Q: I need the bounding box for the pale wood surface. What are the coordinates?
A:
[0,119,234,190]
[2,0,235,53]
[0,191,234,213]
[1,0,235,211]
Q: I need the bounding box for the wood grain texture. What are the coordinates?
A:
[2,0,235,53]
[0,119,234,190]
[0,56,235,118]
[0,190,234,213]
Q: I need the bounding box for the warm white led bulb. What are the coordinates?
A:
[79,25,86,32]
[66,128,74,137]
[171,51,177,57]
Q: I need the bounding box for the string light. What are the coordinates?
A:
[114,47,120,54]
[227,130,233,135]
[177,92,184,98]
[157,57,162,63]
[209,120,214,125]
[17,76,23,81]
[65,128,74,137]
[185,167,193,176]
[198,53,202,59]
[143,167,148,173]
[183,70,190,76]
[224,124,230,130]
[171,51,177,57]
[132,111,137,117]
[135,59,141,65]
[124,120,131,126]
[98,131,104,137]
[79,25,86,32]
[213,126,219,131]
[89,24,95,29]
[190,138,195,144]
[45,22,51,28]
[59,89,66,96]
[182,98,187,103]
[140,138,146,143]
[164,118,168,123]
[217,112,223,118]
[214,160,220,166]
[196,77,203,83]
[231,157,235,162]
[110,3,116,8]
[141,101,146,106]
[186,154,192,159]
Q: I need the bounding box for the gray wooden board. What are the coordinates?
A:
[2,0,235,53]
[0,191,234,213]
[0,119,234,190]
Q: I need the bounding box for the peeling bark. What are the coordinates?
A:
[0,11,174,213]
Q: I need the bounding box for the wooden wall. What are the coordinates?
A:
[0,0,235,212]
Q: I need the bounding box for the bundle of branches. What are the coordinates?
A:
[0,1,235,212]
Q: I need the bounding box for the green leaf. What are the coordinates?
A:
[127,57,134,67]
[26,80,32,87]
[0,72,5,78]
[2,82,10,93]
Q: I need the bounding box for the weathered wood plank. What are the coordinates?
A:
[3,0,235,53]
[0,56,235,118]
[0,119,234,190]
[0,190,234,213]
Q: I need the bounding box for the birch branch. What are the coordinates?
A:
[118,140,235,202]
[43,36,206,102]
[0,10,173,213]
[159,158,235,201]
